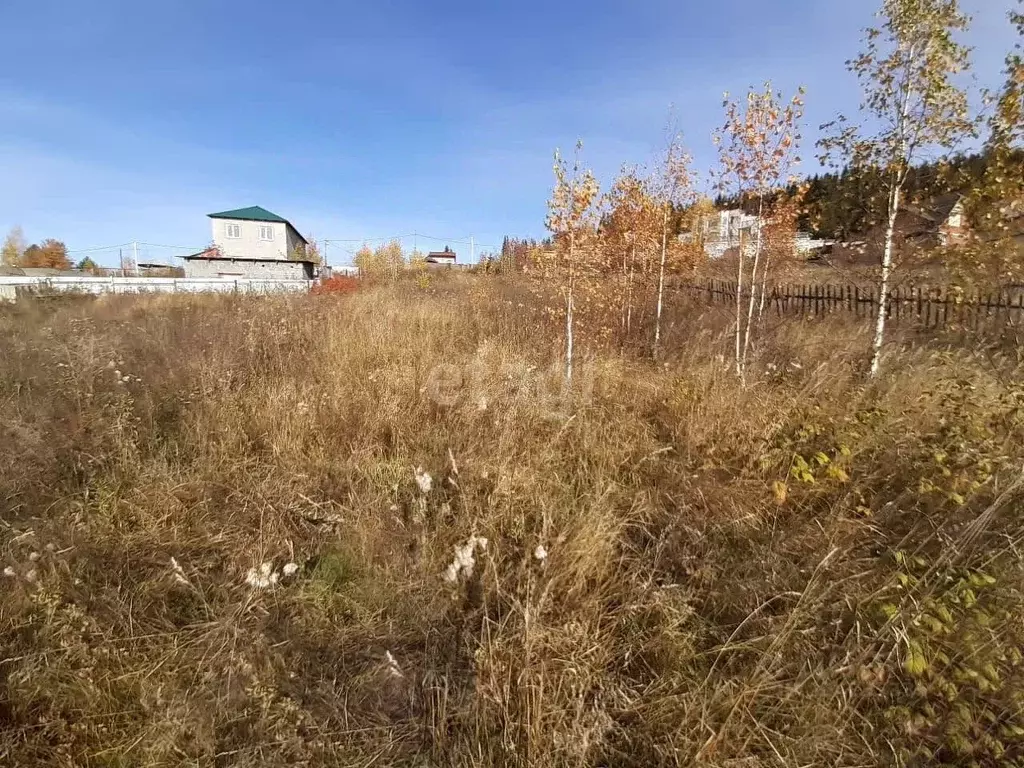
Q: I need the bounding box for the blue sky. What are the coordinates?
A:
[0,0,1016,266]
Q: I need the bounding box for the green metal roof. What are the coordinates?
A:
[207,206,287,223]
[207,206,308,243]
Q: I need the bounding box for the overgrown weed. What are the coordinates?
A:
[1,277,1022,766]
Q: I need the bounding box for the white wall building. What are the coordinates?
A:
[184,206,315,279]
[683,208,832,260]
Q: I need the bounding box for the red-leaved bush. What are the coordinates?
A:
[311,275,360,295]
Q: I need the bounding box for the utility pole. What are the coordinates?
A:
[132,241,139,277]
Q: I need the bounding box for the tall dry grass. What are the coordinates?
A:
[1,275,1023,767]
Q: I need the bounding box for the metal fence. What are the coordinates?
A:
[674,279,1024,331]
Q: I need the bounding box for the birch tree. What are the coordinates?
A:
[604,167,658,342]
[819,0,974,376]
[757,186,806,320]
[679,197,718,267]
[652,134,697,359]
[952,4,1023,287]
[378,239,405,282]
[1,226,25,266]
[714,83,804,381]
[354,240,405,281]
[543,142,600,382]
[353,244,375,276]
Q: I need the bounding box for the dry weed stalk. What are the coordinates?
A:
[0,281,1022,766]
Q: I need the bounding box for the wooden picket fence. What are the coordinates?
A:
[672,278,1024,332]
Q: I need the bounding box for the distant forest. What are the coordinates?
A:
[500,150,1024,263]
[715,149,1024,240]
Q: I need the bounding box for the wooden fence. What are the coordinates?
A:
[673,279,1024,332]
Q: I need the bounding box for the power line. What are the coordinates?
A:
[63,232,498,270]
[322,233,417,244]
[65,242,132,255]
[323,232,495,249]
[137,242,205,251]
[66,241,204,256]
[67,234,497,257]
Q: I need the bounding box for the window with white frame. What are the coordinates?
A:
[225,223,241,238]
[258,225,274,241]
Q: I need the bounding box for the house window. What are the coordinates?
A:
[225,223,241,239]
[258,225,274,241]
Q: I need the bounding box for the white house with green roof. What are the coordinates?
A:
[184,206,315,280]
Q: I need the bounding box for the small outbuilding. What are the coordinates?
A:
[425,246,457,267]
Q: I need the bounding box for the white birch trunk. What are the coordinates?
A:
[566,288,574,382]
[654,209,669,357]
[735,228,745,379]
[757,227,772,322]
[620,247,628,333]
[870,186,901,377]
[566,232,575,382]
[741,197,765,371]
[626,243,635,335]
[870,48,915,377]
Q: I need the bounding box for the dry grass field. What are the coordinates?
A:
[2,275,1024,767]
